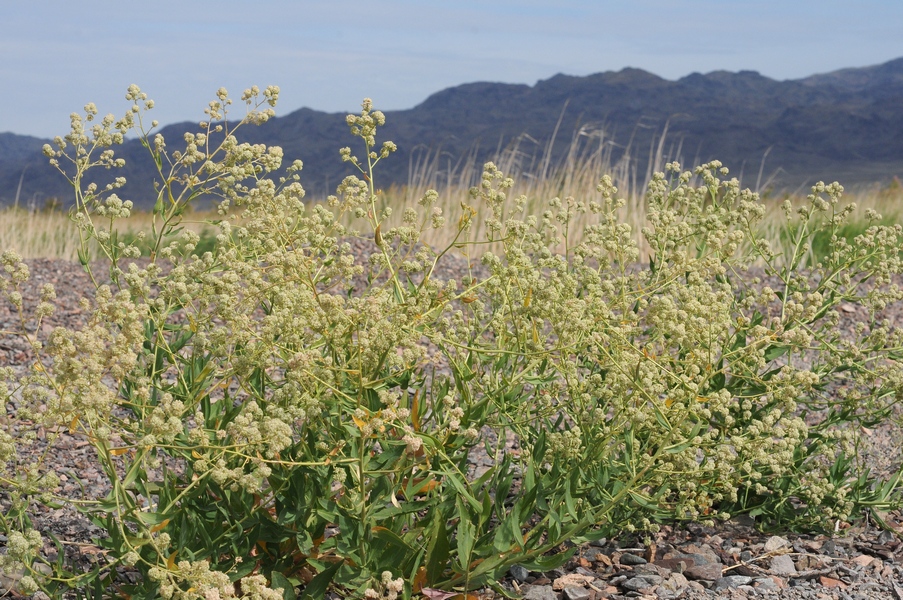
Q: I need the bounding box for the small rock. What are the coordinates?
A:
[769,553,796,575]
[801,539,823,552]
[729,514,756,527]
[575,567,596,578]
[552,573,594,591]
[680,544,721,565]
[655,572,689,600]
[822,539,838,556]
[620,576,658,592]
[713,575,753,590]
[684,563,723,581]
[764,535,790,552]
[654,557,693,572]
[523,585,558,600]
[687,581,707,594]
[633,564,669,578]
[851,554,875,568]
[509,564,531,583]
[796,554,821,570]
[753,576,779,591]
[562,587,590,600]
[818,576,847,588]
[878,530,896,544]
[583,548,603,562]
[618,552,647,565]
[589,538,607,548]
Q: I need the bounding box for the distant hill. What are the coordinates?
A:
[4,57,903,209]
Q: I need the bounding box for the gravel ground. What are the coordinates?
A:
[2,243,903,599]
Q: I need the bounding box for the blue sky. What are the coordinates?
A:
[2,0,903,138]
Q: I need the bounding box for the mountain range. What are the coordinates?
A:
[3,57,903,209]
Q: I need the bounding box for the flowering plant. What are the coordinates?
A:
[1,87,902,599]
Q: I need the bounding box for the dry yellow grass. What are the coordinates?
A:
[2,166,900,263]
[0,208,217,261]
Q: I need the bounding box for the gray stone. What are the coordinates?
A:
[633,564,670,578]
[621,576,659,592]
[656,573,689,600]
[582,548,603,562]
[687,581,708,594]
[769,553,797,575]
[764,535,790,552]
[654,557,693,572]
[509,564,531,583]
[730,514,757,527]
[618,552,647,565]
[713,575,753,590]
[679,544,721,565]
[523,585,558,600]
[753,577,779,591]
[562,587,590,600]
[879,530,896,544]
[668,551,716,568]
[684,562,724,581]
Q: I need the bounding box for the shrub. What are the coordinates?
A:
[1,86,902,599]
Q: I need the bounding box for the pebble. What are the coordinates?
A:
[713,575,753,590]
[684,562,724,581]
[522,585,557,600]
[509,564,531,583]
[769,553,797,575]
[562,587,591,600]
[621,576,660,591]
[619,552,648,565]
[765,535,791,552]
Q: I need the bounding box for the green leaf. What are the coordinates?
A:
[135,510,170,526]
[447,474,481,514]
[764,344,789,361]
[455,498,476,568]
[299,559,342,600]
[425,512,450,585]
[270,571,297,600]
[492,514,523,554]
[372,526,416,555]
[518,547,576,572]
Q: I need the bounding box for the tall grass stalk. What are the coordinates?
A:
[355,125,658,257]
